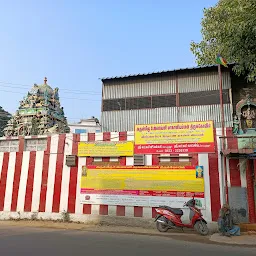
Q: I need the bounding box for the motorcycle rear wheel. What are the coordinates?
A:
[194,221,209,236]
[156,221,169,232]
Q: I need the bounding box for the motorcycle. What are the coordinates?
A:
[154,198,209,235]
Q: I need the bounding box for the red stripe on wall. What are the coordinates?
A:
[229,159,241,186]
[52,134,66,213]
[119,131,127,141]
[226,128,241,187]
[103,132,111,162]
[103,132,111,141]
[24,151,36,212]
[119,157,126,166]
[246,160,256,223]
[67,134,80,213]
[38,136,51,212]
[0,152,10,211]
[134,206,143,217]
[171,156,179,162]
[152,207,157,218]
[100,205,108,215]
[208,129,221,221]
[152,155,159,166]
[88,133,95,142]
[11,137,25,211]
[116,206,125,216]
[83,204,92,214]
[191,154,198,167]
[119,132,127,166]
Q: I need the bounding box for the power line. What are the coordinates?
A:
[0,81,101,95]
[0,88,101,101]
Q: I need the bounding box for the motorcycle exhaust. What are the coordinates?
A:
[156,219,166,224]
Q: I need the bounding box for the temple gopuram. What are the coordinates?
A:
[3,78,70,136]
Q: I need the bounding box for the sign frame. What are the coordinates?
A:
[78,141,134,157]
[134,121,215,154]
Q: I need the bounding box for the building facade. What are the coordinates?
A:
[101,66,233,132]
[69,117,101,134]
[0,129,255,224]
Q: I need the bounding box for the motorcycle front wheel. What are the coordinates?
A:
[156,221,168,232]
[194,221,209,236]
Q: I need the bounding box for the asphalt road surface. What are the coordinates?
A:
[0,225,255,256]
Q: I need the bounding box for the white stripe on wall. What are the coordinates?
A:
[3,152,17,211]
[110,132,119,142]
[59,134,73,212]
[45,135,59,213]
[17,152,30,211]
[216,128,224,206]
[75,133,88,214]
[239,159,247,188]
[179,154,190,162]
[226,158,231,187]
[127,131,134,141]
[108,205,116,216]
[75,157,86,214]
[198,153,212,222]
[145,155,152,166]
[95,133,103,161]
[31,151,44,212]
[126,157,134,166]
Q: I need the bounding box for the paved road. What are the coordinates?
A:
[0,225,255,256]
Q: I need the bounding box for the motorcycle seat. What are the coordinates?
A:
[159,205,183,215]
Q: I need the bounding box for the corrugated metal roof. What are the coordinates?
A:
[100,64,229,81]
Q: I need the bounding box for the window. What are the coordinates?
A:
[152,95,176,108]
[0,140,19,152]
[126,97,151,110]
[179,89,230,106]
[75,129,87,134]
[25,138,47,151]
[95,130,101,133]
[103,99,125,111]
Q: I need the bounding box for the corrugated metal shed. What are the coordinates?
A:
[103,76,176,99]
[101,64,233,81]
[178,71,231,93]
[102,66,231,99]
[101,104,232,132]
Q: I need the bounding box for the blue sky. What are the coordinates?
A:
[0,0,218,123]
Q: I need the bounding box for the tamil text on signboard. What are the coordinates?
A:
[80,166,205,208]
[78,141,134,157]
[134,121,214,154]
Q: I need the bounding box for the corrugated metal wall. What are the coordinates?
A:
[103,71,231,99]
[101,104,233,132]
[103,76,176,99]
[101,70,233,131]
[178,71,231,93]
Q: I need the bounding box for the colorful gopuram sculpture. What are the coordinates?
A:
[4,78,70,136]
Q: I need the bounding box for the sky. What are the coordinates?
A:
[0,0,218,123]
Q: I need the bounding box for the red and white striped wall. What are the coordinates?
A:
[0,128,253,223]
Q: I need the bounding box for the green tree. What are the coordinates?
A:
[0,106,11,137]
[191,0,256,82]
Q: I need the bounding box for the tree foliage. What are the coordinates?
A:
[191,0,256,82]
[0,106,11,137]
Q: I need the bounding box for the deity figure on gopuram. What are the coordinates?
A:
[3,77,70,136]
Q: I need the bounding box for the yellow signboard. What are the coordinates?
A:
[78,141,134,157]
[81,166,204,194]
[134,121,214,154]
